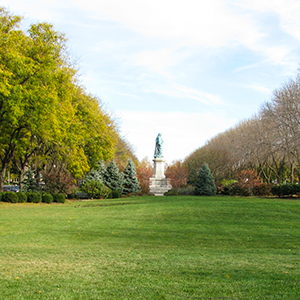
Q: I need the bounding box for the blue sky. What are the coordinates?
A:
[3,0,300,162]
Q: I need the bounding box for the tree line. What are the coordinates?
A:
[175,70,300,193]
[0,7,136,192]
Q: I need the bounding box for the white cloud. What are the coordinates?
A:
[71,0,261,48]
[117,110,237,162]
[134,48,187,78]
[153,82,223,105]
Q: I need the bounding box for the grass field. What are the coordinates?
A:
[0,196,299,299]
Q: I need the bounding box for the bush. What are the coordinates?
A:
[41,168,76,195]
[107,190,122,199]
[165,185,195,196]
[271,183,300,197]
[26,192,42,203]
[53,193,66,203]
[17,192,27,203]
[0,192,2,202]
[81,179,111,199]
[42,193,54,204]
[2,192,18,203]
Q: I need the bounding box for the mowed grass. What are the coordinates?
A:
[0,196,299,300]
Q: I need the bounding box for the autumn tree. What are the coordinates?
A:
[165,160,188,188]
[136,157,153,194]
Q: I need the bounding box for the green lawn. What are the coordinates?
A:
[0,196,299,299]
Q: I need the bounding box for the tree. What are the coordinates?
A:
[165,160,188,188]
[122,159,140,195]
[41,167,76,195]
[136,157,153,194]
[195,164,216,196]
[0,8,77,190]
[0,7,120,190]
[104,160,123,194]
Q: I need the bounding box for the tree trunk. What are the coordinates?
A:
[0,167,6,192]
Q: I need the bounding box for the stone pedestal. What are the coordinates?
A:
[149,158,172,196]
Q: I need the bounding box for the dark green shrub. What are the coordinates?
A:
[53,193,66,203]
[271,183,300,197]
[165,188,179,196]
[26,192,42,203]
[81,180,105,199]
[17,192,27,203]
[107,190,122,199]
[0,193,2,202]
[229,183,251,196]
[42,193,54,204]
[2,192,18,203]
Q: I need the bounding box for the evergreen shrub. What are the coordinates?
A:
[53,193,66,203]
[271,183,300,197]
[0,192,2,202]
[108,190,122,199]
[165,185,195,196]
[42,193,54,204]
[81,179,105,199]
[17,192,27,203]
[2,192,18,203]
[26,192,42,203]
[195,164,216,196]
[122,159,140,195]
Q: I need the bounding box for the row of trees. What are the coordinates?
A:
[166,70,300,194]
[0,7,137,192]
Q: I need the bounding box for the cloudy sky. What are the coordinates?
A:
[2,0,300,162]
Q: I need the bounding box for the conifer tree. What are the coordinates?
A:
[104,160,123,194]
[195,164,216,196]
[122,159,140,195]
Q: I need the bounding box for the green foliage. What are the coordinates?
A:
[17,192,27,203]
[104,160,123,194]
[0,7,119,190]
[26,192,42,203]
[271,183,300,197]
[21,169,39,192]
[107,189,122,199]
[122,159,140,195]
[42,192,54,204]
[2,192,18,203]
[53,193,66,203]
[81,179,111,199]
[195,164,216,196]
[0,192,2,201]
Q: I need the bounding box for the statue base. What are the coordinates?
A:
[149,158,172,196]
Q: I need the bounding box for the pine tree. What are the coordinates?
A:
[104,160,123,194]
[195,164,216,196]
[122,159,140,195]
[84,160,106,183]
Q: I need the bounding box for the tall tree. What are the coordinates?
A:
[0,7,120,190]
[195,164,216,196]
[104,160,123,194]
[122,159,140,195]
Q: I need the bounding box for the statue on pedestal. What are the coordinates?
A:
[149,133,172,196]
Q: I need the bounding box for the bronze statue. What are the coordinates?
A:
[154,133,163,158]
